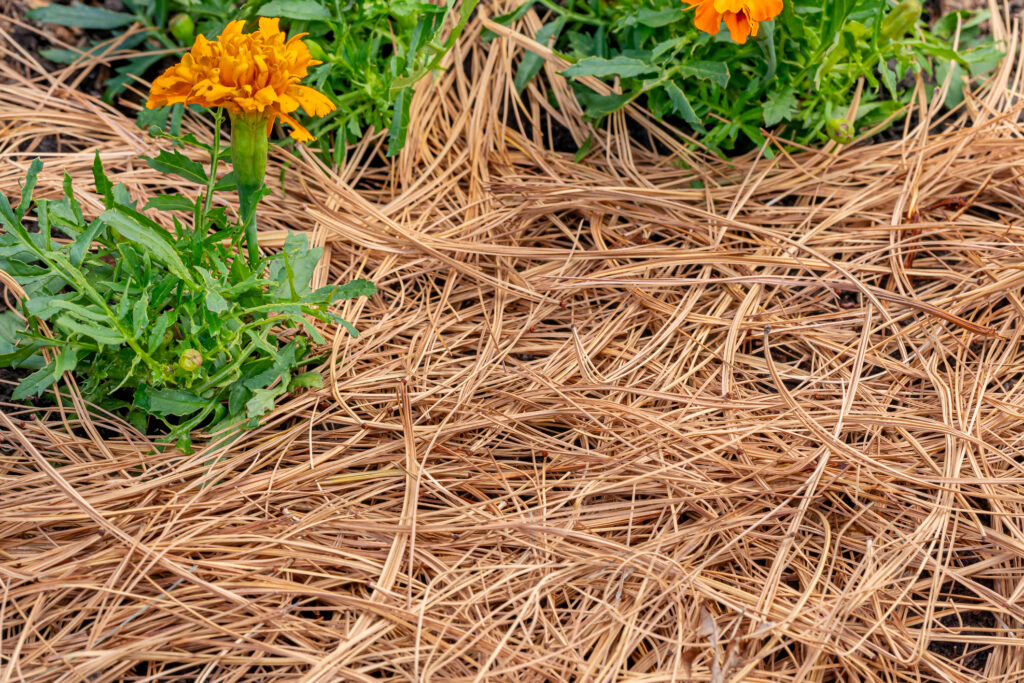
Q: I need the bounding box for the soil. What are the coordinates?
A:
[0,366,25,403]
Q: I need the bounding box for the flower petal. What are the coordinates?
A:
[693,2,724,36]
[291,85,335,117]
[722,11,751,43]
[279,111,315,142]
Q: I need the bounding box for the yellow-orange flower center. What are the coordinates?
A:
[687,0,784,44]
[146,17,335,142]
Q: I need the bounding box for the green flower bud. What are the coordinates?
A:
[304,38,326,61]
[178,349,203,372]
[826,118,855,145]
[880,0,922,41]
[168,14,195,45]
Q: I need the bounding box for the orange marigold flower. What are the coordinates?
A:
[146,17,334,142]
[687,0,784,44]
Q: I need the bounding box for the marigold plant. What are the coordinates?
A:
[515,0,1001,154]
[148,17,335,267]
[0,18,376,451]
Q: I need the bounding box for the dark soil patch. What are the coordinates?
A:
[0,366,26,404]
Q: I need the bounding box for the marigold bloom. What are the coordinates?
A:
[146,17,334,142]
[687,0,784,44]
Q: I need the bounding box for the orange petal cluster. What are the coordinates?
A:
[687,0,784,44]
[146,17,335,142]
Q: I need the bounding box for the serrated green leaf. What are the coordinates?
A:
[878,60,898,99]
[515,19,565,93]
[28,2,135,29]
[963,45,1003,77]
[257,0,331,21]
[144,195,195,212]
[206,290,228,314]
[245,386,285,419]
[290,372,324,389]
[54,317,123,346]
[575,89,633,118]
[634,8,684,28]
[147,311,171,354]
[143,150,208,185]
[17,159,42,221]
[563,56,657,79]
[213,171,237,192]
[763,88,798,127]
[93,153,113,206]
[12,348,78,400]
[134,385,207,416]
[132,292,149,339]
[387,87,412,158]
[679,61,730,88]
[13,364,57,400]
[70,218,106,267]
[311,278,378,303]
[243,339,303,391]
[270,232,321,301]
[100,206,196,286]
[664,82,700,126]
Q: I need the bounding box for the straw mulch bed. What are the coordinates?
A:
[3,3,1024,681]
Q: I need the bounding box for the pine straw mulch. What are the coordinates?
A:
[4,2,1024,681]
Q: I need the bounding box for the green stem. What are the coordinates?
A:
[242,196,260,269]
[199,108,224,231]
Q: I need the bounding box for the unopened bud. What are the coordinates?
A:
[178,349,202,372]
[304,39,326,61]
[169,14,195,45]
[826,118,855,145]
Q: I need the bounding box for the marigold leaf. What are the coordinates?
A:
[515,19,565,93]
[92,153,114,207]
[18,159,43,221]
[664,82,700,126]
[143,150,208,185]
[387,87,412,157]
[245,386,285,419]
[100,206,196,287]
[679,61,730,88]
[562,56,657,79]
[257,0,331,22]
[54,318,123,347]
[144,195,195,212]
[13,364,58,400]
[28,2,136,30]
[134,385,207,417]
[132,293,150,340]
[205,290,228,314]
[763,88,798,127]
[634,8,684,28]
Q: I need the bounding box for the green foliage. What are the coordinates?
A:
[501,0,1003,154]
[0,123,375,451]
[28,0,478,158]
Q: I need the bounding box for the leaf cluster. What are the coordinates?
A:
[28,0,479,158]
[0,134,375,450]
[498,0,1003,154]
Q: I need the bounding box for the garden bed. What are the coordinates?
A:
[3,1,1024,681]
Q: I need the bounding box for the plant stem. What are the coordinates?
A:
[198,108,223,232]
